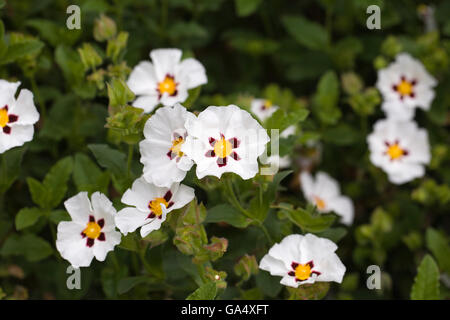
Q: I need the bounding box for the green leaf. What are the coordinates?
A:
[73,153,110,194]
[26,19,81,47]
[280,203,336,233]
[15,207,45,230]
[43,157,73,208]
[313,70,341,125]
[27,157,73,209]
[410,255,440,300]
[282,15,329,50]
[265,109,309,132]
[181,201,207,225]
[0,147,25,194]
[26,177,48,209]
[426,228,450,273]
[118,233,139,252]
[1,234,53,262]
[0,39,44,65]
[117,276,148,295]
[235,0,262,17]
[263,170,292,209]
[186,281,217,300]
[205,204,251,228]
[55,45,96,98]
[316,227,348,243]
[88,144,127,177]
[49,210,71,224]
[322,124,360,146]
[255,268,283,298]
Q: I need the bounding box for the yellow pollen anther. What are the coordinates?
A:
[83,222,101,239]
[396,79,413,96]
[314,196,326,210]
[387,143,405,160]
[170,137,184,158]
[149,197,169,216]
[0,109,8,128]
[214,138,233,159]
[158,76,177,95]
[295,263,312,281]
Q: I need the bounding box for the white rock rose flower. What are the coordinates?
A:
[139,103,195,188]
[56,192,122,268]
[300,171,354,226]
[127,48,207,113]
[251,98,279,121]
[181,105,270,179]
[259,233,346,288]
[367,118,430,184]
[115,177,195,237]
[0,80,40,154]
[376,53,437,121]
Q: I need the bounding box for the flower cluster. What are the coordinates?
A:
[51,49,276,268]
[369,53,434,184]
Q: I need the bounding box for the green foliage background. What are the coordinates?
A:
[0,0,449,300]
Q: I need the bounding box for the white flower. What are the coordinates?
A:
[181,105,270,179]
[261,154,291,170]
[376,53,437,121]
[56,192,122,268]
[139,103,195,188]
[367,118,430,184]
[127,48,207,113]
[300,171,354,226]
[281,125,296,138]
[0,80,39,154]
[251,98,278,121]
[115,177,195,237]
[259,233,346,288]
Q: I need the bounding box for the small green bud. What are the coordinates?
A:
[107,78,135,109]
[78,43,102,71]
[203,237,228,261]
[93,14,117,42]
[234,254,259,281]
[374,55,388,70]
[341,72,364,95]
[106,31,128,63]
[381,36,402,58]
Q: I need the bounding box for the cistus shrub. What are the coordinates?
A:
[0,0,449,300]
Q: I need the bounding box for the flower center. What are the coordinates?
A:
[158,75,177,95]
[314,196,326,210]
[294,263,312,281]
[262,100,273,110]
[170,136,184,158]
[83,221,102,239]
[149,197,169,216]
[396,79,413,96]
[0,108,8,127]
[213,137,233,159]
[386,143,406,160]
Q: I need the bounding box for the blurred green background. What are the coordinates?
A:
[0,0,449,300]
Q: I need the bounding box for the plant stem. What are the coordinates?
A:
[258,223,273,244]
[224,176,251,218]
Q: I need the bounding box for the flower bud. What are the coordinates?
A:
[78,43,102,71]
[93,14,117,42]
